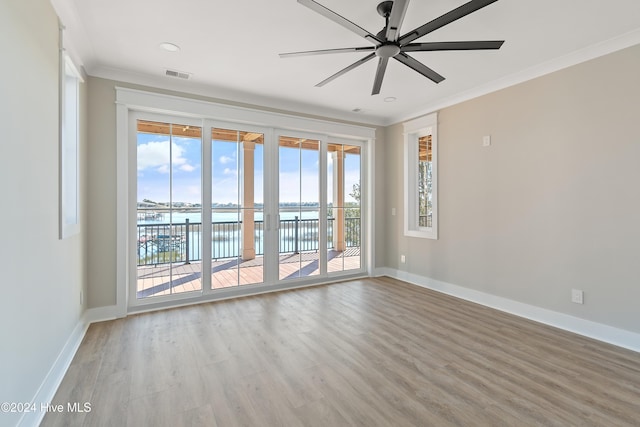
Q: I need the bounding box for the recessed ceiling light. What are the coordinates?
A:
[159,42,180,52]
[384,97,397,103]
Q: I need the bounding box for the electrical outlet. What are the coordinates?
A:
[391,208,396,216]
[571,289,584,304]
[400,255,406,263]
[482,135,491,147]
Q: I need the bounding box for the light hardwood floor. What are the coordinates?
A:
[42,277,640,426]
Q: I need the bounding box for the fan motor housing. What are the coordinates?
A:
[375,43,401,59]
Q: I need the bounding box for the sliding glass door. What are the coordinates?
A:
[327,143,362,273]
[132,115,365,305]
[135,119,203,298]
[211,127,265,288]
[278,135,321,280]
[276,134,363,281]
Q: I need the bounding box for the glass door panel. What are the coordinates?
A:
[136,120,202,299]
[278,136,320,280]
[327,143,362,273]
[211,128,264,288]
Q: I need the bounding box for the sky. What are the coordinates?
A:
[137,132,360,205]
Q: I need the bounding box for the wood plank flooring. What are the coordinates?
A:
[42,277,640,426]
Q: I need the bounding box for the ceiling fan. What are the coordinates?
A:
[280,0,504,95]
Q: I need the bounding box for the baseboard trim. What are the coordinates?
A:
[18,315,89,427]
[85,305,121,324]
[18,305,123,427]
[379,268,640,353]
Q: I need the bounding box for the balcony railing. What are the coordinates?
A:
[419,214,433,228]
[137,217,361,266]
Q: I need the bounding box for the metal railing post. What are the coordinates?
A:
[185,219,190,264]
[294,215,299,254]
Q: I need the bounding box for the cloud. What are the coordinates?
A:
[137,140,196,173]
[219,155,235,165]
[223,167,237,176]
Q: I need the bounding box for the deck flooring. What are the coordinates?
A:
[137,248,361,298]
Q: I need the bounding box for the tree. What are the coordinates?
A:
[345,183,361,246]
[418,160,432,227]
[349,182,360,203]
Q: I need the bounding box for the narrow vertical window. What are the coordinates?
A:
[404,113,437,239]
[418,135,432,228]
[59,23,82,238]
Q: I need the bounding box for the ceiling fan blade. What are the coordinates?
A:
[316,53,377,87]
[402,40,504,52]
[385,0,410,41]
[298,0,382,45]
[399,0,499,46]
[280,46,376,58]
[372,57,389,95]
[394,53,445,83]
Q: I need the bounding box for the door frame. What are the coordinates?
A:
[116,87,376,315]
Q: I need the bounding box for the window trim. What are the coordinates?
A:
[403,112,438,240]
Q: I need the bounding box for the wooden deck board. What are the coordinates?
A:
[136,249,361,298]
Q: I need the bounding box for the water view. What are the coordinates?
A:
[136,206,361,264]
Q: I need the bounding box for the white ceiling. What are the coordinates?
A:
[53,0,640,126]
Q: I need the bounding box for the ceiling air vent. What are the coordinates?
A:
[165,69,191,80]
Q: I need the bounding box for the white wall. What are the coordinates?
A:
[384,44,640,334]
[86,77,118,308]
[0,1,87,425]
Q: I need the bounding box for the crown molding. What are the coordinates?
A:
[88,65,387,127]
[50,0,95,73]
[386,28,640,126]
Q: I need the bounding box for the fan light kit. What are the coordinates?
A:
[280,0,504,95]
